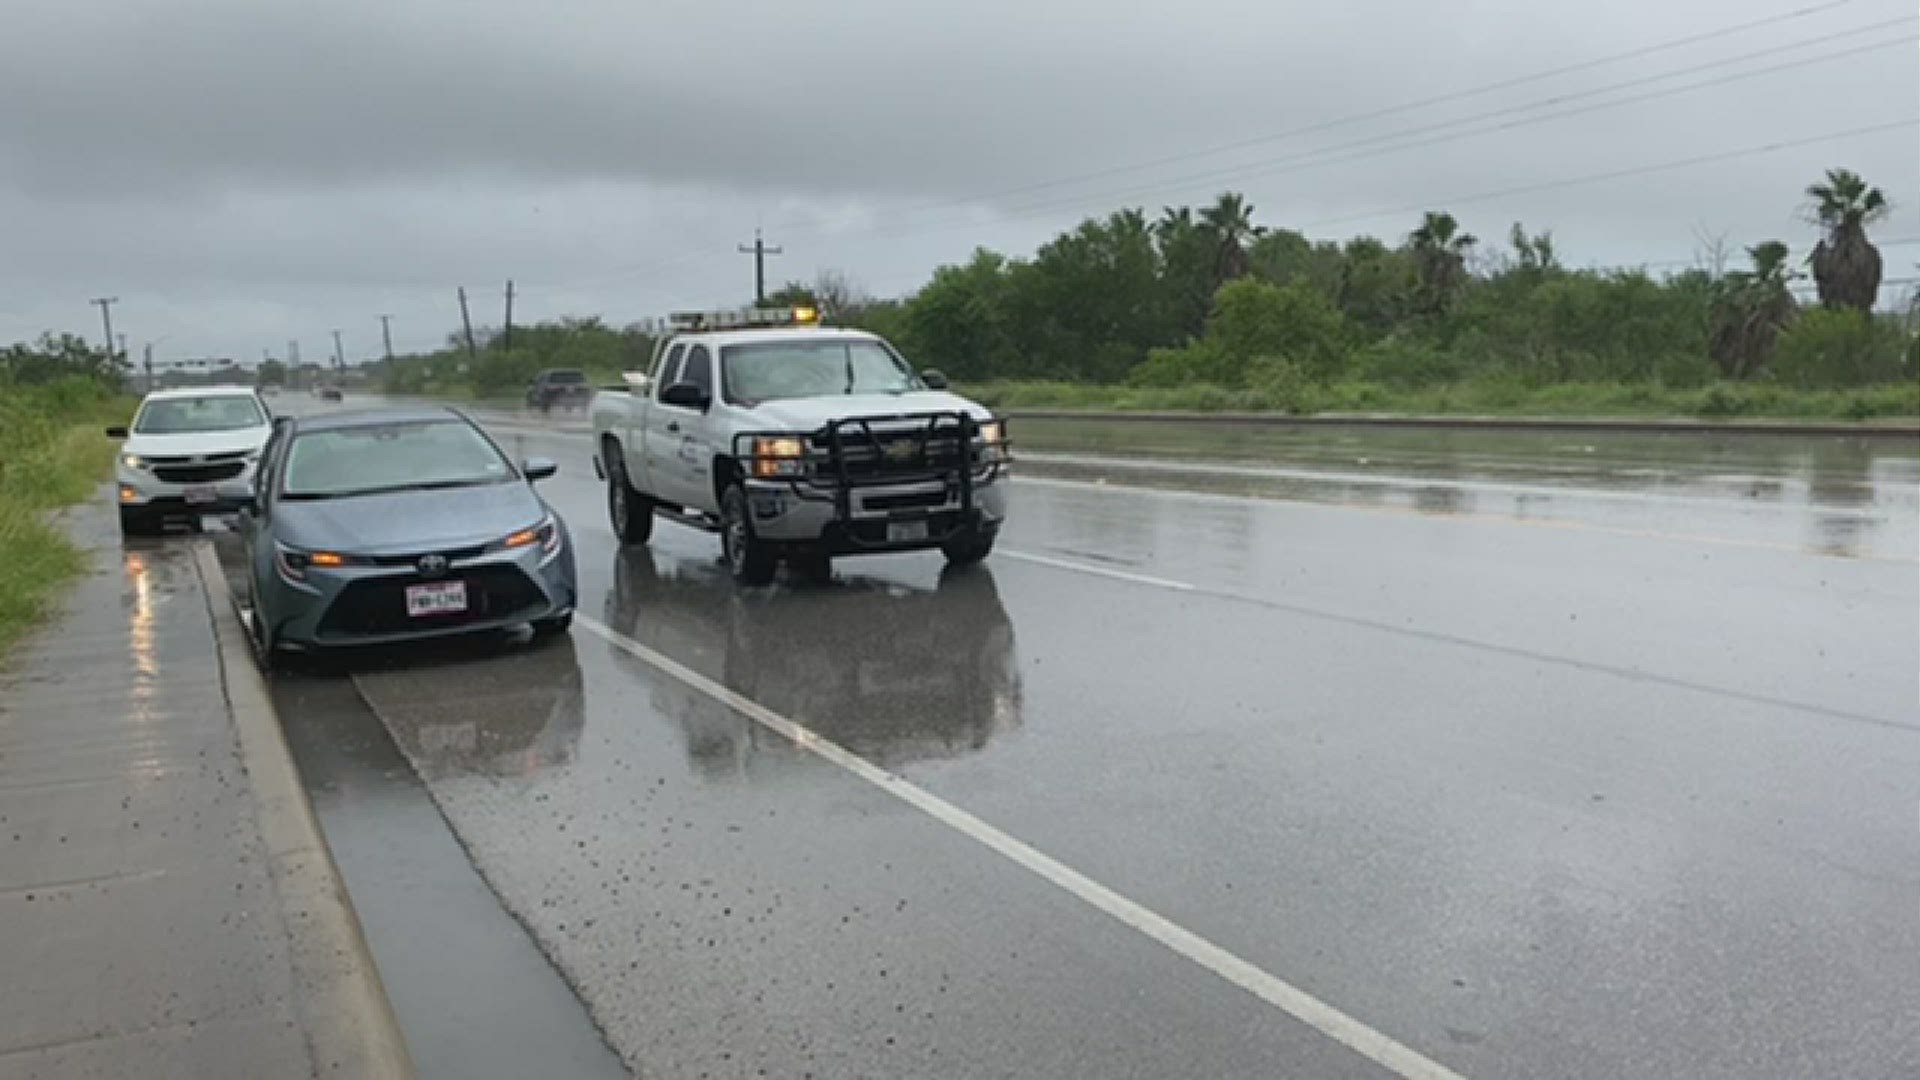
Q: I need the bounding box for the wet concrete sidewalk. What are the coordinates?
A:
[0,506,400,1078]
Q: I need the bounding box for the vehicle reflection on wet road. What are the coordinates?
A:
[264,404,1919,1079]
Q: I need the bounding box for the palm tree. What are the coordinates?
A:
[1408,211,1476,313]
[1806,168,1889,312]
[1198,193,1262,285]
[1709,240,1798,379]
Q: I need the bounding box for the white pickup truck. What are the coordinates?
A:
[590,309,1010,584]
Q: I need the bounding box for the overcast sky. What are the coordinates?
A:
[2,0,1914,363]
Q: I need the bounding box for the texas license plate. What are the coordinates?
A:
[886,520,928,543]
[405,580,468,617]
[183,484,218,505]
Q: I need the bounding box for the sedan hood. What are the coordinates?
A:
[743,391,991,432]
[273,482,547,556]
[122,426,270,457]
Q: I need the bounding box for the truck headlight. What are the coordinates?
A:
[978,420,1005,446]
[751,436,808,479]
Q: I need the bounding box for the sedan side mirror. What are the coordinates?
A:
[659,382,710,411]
[104,425,128,438]
[919,369,949,390]
[523,456,558,481]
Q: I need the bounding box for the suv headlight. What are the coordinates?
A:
[121,453,148,470]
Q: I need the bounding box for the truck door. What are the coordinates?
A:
[649,344,719,510]
[636,343,685,497]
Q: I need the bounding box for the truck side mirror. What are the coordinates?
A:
[660,382,710,411]
[919,369,949,390]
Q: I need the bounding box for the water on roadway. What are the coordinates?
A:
[262,398,1920,1078]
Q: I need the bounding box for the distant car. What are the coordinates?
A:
[318,385,344,402]
[525,369,592,412]
[237,406,576,661]
[109,387,273,536]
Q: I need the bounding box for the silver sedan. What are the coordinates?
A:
[238,406,576,660]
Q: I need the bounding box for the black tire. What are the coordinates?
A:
[118,506,158,538]
[605,449,655,544]
[788,549,833,583]
[720,485,778,586]
[941,529,996,567]
[534,611,573,635]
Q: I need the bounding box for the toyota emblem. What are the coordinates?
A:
[417,553,449,577]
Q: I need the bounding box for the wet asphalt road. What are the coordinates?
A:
[259,402,1919,1079]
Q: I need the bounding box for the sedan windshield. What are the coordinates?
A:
[723,340,916,404]
[282,419,514,498]
[134,395,265,434]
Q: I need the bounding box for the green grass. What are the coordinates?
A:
[961,378,1920,422]
[0,380,130,657]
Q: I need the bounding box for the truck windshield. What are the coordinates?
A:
[722,340,917,404]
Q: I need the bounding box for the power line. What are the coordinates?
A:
[537,1,1876,294]
[1301,117,1919,230]
[765,0,1866,236]
[864,25,1912,244]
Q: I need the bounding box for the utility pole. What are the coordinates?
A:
[143,343,155,393]
[502,280,515,352]
[90,296,119,365]
[377,314,395,364]
[331,329,345,371]
[737,229,782,304]
[116,333,127,361]
[457,287,478,363]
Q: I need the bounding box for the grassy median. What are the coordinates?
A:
[962,378,1920,422]
[0,379,129,656]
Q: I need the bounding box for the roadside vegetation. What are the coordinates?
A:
[386,167,1916,421]
[0,335,131,655]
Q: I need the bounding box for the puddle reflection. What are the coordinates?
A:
[351,634,586,779]
[603,548,1023,774]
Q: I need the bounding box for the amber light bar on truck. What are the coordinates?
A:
[668,306,820,331]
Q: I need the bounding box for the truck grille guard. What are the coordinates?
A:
[731,411,1010,539]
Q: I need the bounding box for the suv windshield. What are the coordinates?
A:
[546,370,586,384]
[134,395,265,434]
[722,340,916,404]
[281,419,514,498]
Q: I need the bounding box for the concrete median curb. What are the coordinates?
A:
[189,542,415,1079]
[999,408,1920,438]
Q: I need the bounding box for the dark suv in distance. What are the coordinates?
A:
[525,369,592,412]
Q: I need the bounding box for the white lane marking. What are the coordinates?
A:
[1010,474,1920,566]
[998,548,1196,592]
[575,612,1466,1080]
[1018,450,1896,519]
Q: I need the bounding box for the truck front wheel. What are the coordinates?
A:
[605,451,655,544]
[942,527,996,567]
[720,485,778,586]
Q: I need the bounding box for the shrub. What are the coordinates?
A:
[1768,308,1908,388]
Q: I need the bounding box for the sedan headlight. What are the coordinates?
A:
[275,542,348,583]
[503,514,562,558]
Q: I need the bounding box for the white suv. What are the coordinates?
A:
[109,386,273,535]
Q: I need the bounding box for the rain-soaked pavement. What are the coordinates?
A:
[241,403,1920,1078]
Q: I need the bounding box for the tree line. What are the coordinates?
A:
[392,166,1911,406]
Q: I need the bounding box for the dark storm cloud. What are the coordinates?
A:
[1,0,1913,358]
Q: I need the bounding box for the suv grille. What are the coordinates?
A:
[153,460,247,483]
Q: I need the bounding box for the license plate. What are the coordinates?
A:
[183,484,218,505]
[886,520,928,543]
[405,580,468,617]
